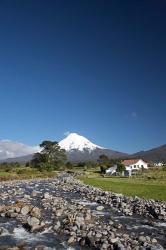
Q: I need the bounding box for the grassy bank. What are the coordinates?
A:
[80,169,166,201]
[0,167,57,181]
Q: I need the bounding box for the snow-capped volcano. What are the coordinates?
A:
[59,133,104,152]
[59,133,127,162]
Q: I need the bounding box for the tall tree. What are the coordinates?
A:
[117,163,125,173]
[32,140,66,171]
[98,154,110,165]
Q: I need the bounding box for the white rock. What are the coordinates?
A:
[96,206,104,211]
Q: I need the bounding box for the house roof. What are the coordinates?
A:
[122,159,143,166]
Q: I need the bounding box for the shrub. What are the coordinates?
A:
[100,165,107,174]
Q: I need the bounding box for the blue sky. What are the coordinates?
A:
[0,0,165,153]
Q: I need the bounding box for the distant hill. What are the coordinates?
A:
[130,144,166,162]
[0,154,34,164]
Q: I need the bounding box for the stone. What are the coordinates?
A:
[8,212,18,218]
[21,205,31,216]
[138,236,146,243]
[54,221,61,231]
[0,245,11,250]
[145,236,151,242]
[79,238,86,246]
[31,191,38,197]
[151,238,158,244]
[75,216,84,223]
[110,238,118,243]
[15,206,21,213]
[115,242,125,250]
[150,244,163,250]
[55,209,63,217]
[96,206,104,211]
[123,234,129,240]
[109,220,114,225]
[0,206,5,213]
[27,216,40,227]
[44,193,50,199]
[35,246,52,250]
[85,213,91,221]
[68,236,75,244]
[24,194,31,199]
[30,207,41,219]
[101,243,109,249]
[96,232,102,238]
[31,224,45,233]
[102,230,108,236]
[0,227,9,235]
[7,248,20,250]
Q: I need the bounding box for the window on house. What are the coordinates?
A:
[134,165,136,168]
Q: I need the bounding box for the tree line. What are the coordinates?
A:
[0,140,125,173]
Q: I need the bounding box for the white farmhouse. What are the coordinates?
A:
[105,165,117,175]
[122,159,148,171]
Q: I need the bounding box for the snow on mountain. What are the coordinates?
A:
[59,133,104,152]
[0,140,39,160]
[59,133,127,162]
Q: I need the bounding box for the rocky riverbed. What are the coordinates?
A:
[0,173,165,250]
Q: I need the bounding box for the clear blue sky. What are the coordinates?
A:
[0,0,165,153]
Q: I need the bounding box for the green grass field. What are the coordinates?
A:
[80,170,166,201]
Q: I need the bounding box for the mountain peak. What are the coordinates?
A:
[65,133,81,138]
[59,133,104,152]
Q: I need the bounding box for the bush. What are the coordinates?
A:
[117,163,125,173]
[100,165,107,174]
[162,165,166,171]
[66,162,73,169]
[16,169,25,175]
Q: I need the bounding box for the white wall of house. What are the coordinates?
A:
[106,165,117,174]
[125,159,148,171]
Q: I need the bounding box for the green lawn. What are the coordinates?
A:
[81,177,166,201]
